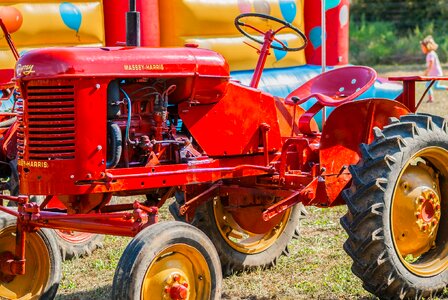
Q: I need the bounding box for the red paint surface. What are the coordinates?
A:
[103,0,160,47]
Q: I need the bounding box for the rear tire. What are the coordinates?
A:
[0,211,61,299]
[195,197,303,275]
[33,195,104,260]
[112,221,222,300]
[341,114,448,299]
[51,230,104,260]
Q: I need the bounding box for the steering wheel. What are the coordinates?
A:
[234,13,308,52]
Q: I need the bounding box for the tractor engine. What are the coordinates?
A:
[106,78,199,168]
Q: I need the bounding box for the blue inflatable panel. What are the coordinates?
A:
[362,78,403,99]
[0,96,14,112]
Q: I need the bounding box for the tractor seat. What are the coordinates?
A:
[285,66,377,107]
[285,66,377,135]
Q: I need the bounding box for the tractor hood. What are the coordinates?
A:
[15,46,230,80]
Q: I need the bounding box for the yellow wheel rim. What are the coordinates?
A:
[213,197,291,254]
[141,244,211,300]
[0,226,50,300]
[392,147,448,276]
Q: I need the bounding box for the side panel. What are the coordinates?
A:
[319,99,411,205]
[180,82,282,156]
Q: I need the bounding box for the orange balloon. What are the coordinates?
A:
[0,6,23,34]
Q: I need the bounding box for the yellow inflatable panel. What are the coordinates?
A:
[0,0,104,69]
[159,0,306,71]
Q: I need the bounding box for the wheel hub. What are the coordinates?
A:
[394,164,440,258]
[163,272,189,300]
[213,198,290,254]
[415,189,441,233]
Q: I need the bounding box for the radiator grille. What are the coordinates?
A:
[18,84,75,160]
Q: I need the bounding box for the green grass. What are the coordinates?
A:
[56,206,374,300]
[55,66,448,299]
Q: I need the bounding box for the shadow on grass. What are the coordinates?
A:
[222,294,378,300]
[57,288,378,300]
[55,285,112,300]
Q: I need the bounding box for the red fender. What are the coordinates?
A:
[319,98,411,206]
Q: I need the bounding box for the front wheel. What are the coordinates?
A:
[341,114,448,299]
[112,221,222,300]
[0,212,61,299]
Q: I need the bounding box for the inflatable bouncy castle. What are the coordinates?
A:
[0,0,400,100]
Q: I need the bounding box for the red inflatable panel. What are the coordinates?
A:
[103,0,159,47]
[304,0,349,66]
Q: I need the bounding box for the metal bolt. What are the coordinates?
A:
[95,84,100,89]
[198,275,203,280]
[97,145,102,151]
[70,175,74,179]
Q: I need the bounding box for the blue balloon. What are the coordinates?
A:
[309,26,323,49]
[279,0,297,23]
[59,2,82,32]
[272,40,288,61]
[325,0,341,11]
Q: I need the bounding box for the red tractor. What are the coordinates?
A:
[0,13,447,300]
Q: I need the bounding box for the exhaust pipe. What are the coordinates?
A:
[126,0,140,46]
